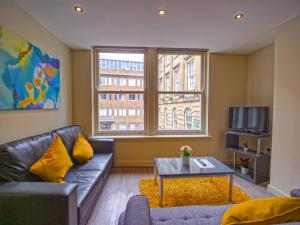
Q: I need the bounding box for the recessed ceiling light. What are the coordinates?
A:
[234,13,244,20]
[158,9,166,16]
[74,5,84,13]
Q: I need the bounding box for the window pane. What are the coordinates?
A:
[98,93,144,131]
[99,53,144,91]
[158,94,201,131]
[157,54,202,92]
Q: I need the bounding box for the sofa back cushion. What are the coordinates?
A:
[0,132,54,181]
[52,125,82,160]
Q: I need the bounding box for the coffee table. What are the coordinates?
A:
[153,157,235,206]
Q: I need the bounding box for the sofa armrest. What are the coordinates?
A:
[290,189,300,197]
[88,137,114,154]
[122,195,151,225]
[0,182,78,225]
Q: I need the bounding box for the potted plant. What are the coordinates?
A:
[180,145,192,166]
[240,157,250,175]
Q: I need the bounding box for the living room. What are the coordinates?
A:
[0,0,300,225]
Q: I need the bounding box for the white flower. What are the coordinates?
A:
[180,145,192,152]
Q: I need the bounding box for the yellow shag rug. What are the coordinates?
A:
[140,177,251,208]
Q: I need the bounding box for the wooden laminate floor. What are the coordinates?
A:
[86,167,273,225]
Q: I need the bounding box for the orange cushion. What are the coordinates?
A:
[222,197,300,225]
[30,136,73,183]
[73,134,93,163]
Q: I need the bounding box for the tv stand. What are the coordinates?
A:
[225,130,271,184]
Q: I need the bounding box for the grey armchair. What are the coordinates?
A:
[290,189,300,197]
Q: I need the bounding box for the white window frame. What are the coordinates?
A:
[95,47,146,135]
[155,49,207,135]
[94,47,207,136]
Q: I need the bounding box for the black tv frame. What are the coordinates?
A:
[228,106,269,134]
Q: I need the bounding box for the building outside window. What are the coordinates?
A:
[128,78,136,86]
[165,55,171,66]
[100,94,107,100]
[164,108,168,129]
[118,108,127,116]
[128,109,136,116]
[128,123,136,130]
[100,108,107,116]
[118,124,126,130]
[184,108,192,129]
[174,69,180,91]
[172,108,177,129]
[97,51,145,133]
[187,60,195,90]
[115,94,125,100]
[165,75,171,91]
[116,78,126,86]
[157,52,204,133]
[128,94,136,100]
[100,77,108,85]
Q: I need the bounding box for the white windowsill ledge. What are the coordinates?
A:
[89,134,212,139]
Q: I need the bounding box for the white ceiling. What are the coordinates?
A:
[14,0,300,53]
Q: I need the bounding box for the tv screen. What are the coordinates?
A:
[229,107,269,133]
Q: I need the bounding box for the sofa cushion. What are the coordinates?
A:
[64,153,112,203]
[52,125,82,158]
[64,153,113,225]
[0,132,53,181]
[150,205,233,225]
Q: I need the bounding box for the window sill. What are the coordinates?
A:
[90,134,212,139]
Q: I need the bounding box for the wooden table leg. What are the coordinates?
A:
[229,174,233,202]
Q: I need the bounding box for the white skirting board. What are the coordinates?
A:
[267,184,290,196]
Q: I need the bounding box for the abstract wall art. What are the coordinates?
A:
[0,26,60,110]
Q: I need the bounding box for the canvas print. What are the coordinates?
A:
[0,26,60,110]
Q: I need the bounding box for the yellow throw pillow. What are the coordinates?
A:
[73,134,93,163]
[30,136,73,183]
[222,197,300,225]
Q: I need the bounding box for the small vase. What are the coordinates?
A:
[243,147,248,152]
[181,156,190,166]
[241,167,248,175]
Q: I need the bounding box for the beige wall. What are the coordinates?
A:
[72,51,247,166]
[268,15,300,196]
[72,50,93,136]
[0,0,72,144]
[247,44,274,108]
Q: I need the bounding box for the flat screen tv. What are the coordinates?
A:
[229,107,269,134]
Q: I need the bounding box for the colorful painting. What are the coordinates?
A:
[0,26,60,110]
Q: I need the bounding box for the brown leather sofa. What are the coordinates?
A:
[0,125,114,225]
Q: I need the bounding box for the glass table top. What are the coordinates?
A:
[154,157,234,177]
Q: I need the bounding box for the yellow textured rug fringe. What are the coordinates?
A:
[140,177,251,208]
